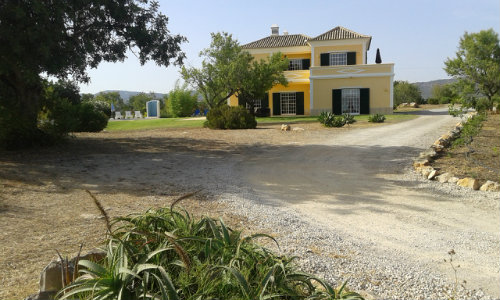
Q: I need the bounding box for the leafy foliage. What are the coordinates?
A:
[129,93,156,114]
[368,114,386,123]
[205,105,257,129]
[0,0,186,148]
[181,32,252,109]
[452,113,486,147]
[431,84,457,104]
[236,52,289,113]
[318,111,346,127]
[57,206,363,300]
[444,29,500,107]
[167,82,198,117]
[342,113,356,125]
[393,81,422,107]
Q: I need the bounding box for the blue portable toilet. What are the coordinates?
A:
[146,100,160,118]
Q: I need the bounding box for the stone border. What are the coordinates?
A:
[412,112,500,192]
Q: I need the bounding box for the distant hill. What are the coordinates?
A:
[412,79,456,99]
[96,90,167,103]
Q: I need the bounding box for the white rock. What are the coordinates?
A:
[479,180,500,192]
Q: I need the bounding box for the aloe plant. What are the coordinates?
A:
[57,206,363,300]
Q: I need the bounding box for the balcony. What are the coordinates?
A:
[310,63,394,79]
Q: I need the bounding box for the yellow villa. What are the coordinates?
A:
[229,25,394,116]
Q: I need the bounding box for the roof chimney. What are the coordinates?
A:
[271,24,279,35]
[283,29,289,35]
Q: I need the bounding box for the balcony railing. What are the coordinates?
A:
[310,63,394,79]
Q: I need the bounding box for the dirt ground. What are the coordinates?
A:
[0,114,498,299]
[0,122,335,299]
[432,113,500,183]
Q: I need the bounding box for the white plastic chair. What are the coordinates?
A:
[125,111,133,119]
[134,111,142,118]
[114,112,123,119]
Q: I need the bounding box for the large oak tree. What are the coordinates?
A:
[0,0,186,148]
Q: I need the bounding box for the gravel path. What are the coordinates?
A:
[215,110,499,300]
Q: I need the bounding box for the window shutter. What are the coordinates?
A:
[347,52,356,65]
[272,93,281,115]
[360,88,370,114]
[296,92,304,115]
[262,93,269,108]
[332,89,342,115]
[238,97,244,106]
[302,59,310,70]
[320,53,329,66]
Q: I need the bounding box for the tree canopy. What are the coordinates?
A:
[181,32,289,111]
[444,29,500,104]
[0,0,186,148]
[181,32,252,109]
[236,52,289,113]
[393,81,422,107]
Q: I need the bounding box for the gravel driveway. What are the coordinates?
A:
[224,109,499,299]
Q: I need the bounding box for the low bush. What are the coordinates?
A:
[206,105,256,129]
[475,97,492,112]
[368,114,386,123]
[57,200,364,300]
[74,102,109,132]
[427,98,439,105]
[452,113,486,147]
[318,111,346,127]
[342,113,356,125]
[448,103,467,117]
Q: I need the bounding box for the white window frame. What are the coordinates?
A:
[330,52,347,66]
[341,89,360,115]
[288,59,303,70]
[280,92,296,115]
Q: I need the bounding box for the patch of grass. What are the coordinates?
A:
[105,118,206,131]
[104,114,417,132]
[58,194,364,300]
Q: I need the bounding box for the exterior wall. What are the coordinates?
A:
[310,76,392,115]
[269,83,310,115]
[285,52,311,60]
[312,44,364,66]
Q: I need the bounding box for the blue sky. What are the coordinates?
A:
[78,0,500,94]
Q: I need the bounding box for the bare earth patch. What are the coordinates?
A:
[432,113,500,183]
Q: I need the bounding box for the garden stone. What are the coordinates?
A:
[436,173,452,183]
[448,176,460,183]
[420,167,434,177]
[457,178,480,190]
[413,159,430,168]
[479,181,500,192]
[427,169,438,180]
[281,124,291,131]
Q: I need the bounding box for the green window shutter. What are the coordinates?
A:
[262,93,269,108]
[360,88,370,114]
[238,97,244,106]
[332,89,342,115]
[347,52,356,65]
[272,93,281,115]
[302,59,310,70]
[296,92,304,115]
[320,53,329,66]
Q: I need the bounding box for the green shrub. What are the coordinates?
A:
[439,97,451,104]
[452,113,486,147]
[427,98,439,105]
[206,105,256,129]
[368,114,386,123]
[475,97,492,112]
[342,113,356,125]
[58,204,364,300]
[74,102,109,132]
[85,100,111,118]
[168,82,198,117]
[318,111,346,127]
[448,103,467,117]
